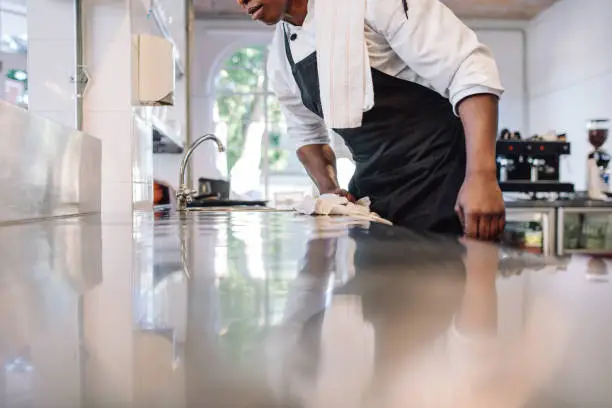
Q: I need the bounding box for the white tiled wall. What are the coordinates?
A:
[527,0,612,189]
[81,0,132,215]
[79,0,158,214]
[27,0,185,214]
[133,112,154,185]
[139,0,187,188]
[154,153,181,189]
[27,0,77,128]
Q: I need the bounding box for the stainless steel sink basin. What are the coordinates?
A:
[185,206,290,212]
[187,199,268,208]
[185,199,290,212]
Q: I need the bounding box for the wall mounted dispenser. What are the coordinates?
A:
[132,34,175,106]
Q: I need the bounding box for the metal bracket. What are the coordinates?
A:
[71,65,91,97]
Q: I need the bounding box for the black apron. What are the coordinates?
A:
[283,26,466,235]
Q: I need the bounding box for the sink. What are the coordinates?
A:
[186,206,290,212]
[185,199,290,212]
[187,199,268,208]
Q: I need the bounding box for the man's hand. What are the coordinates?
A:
[455,172,505,240]
[456,93,504,240]
[324,188,356,203]
[297,144,346,197]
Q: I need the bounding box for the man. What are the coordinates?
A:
[237,0,505,240]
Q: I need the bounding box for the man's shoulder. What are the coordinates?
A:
[266,24,290,76]
[268,23,286,57]
[366,0,408,31]
[268,25,284,57]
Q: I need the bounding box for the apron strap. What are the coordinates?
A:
[282,23,297,71]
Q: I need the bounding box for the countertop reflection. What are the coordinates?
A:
[0,210,611,407]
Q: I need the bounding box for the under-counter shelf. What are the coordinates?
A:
[505,207,556,256]
[558,206,612,256]
[505,200,612,256]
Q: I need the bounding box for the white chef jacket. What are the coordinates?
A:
[267,0,505,150]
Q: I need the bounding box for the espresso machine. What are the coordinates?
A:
[496,138,574,196]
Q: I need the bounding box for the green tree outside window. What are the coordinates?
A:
[215,46,287,174]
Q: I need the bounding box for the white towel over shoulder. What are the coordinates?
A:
[314,0,374,129]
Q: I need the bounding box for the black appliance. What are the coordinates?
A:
[198,178,230,199]
[496,140,574,194]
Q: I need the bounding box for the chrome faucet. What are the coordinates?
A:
[177,133,226,210]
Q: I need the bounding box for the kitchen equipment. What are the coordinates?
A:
[588,119,609,149]
[498,157,514,182]
[500,128,522,141]
[198,178,230,199]
[176,134,226,210]
[496,140,574,196]
[586,119,611,200]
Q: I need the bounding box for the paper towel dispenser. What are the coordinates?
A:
[132,34,175,106]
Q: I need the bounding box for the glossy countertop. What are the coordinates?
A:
[1,210,611,407]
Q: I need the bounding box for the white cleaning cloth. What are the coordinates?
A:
[294,194,393,225]
[314,0,374,129]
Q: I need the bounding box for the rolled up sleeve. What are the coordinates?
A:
[267,38,329,150]
[373,0,504,114]
[277,92,330,149]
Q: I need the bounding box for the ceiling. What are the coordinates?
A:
[194,0,559,20]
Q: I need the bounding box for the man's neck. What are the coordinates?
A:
[283,0,308,26]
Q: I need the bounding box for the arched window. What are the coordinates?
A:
[213,45,313,206]
[213,45,355,205]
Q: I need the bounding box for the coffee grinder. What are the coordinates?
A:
[586,119,611,199]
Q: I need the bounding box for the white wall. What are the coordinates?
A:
[27,0,77,128]
[527,0,612,190]
[0,2,27,41]
[0,51,26,71]
[154,153,181,187]
[468,19,527,134]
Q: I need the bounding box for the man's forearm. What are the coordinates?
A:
[296,144,340,193]
[457,94,499,177]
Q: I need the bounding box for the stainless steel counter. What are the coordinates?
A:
[1,210,611,407]
[0,101,101,224]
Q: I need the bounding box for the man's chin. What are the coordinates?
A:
[263,19,279,25]
[259,12,284,25]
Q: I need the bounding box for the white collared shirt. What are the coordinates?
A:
[267,0,504,150]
